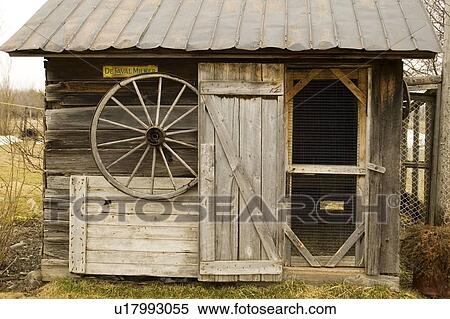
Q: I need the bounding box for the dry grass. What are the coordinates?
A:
[0,144,42,221]
[0,145,27,265]
[31,279,421,299]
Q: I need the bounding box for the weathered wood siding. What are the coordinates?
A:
[43,58,199,277]
[368,60,403,275]
[69,176,198,278]
[42,56,403,280]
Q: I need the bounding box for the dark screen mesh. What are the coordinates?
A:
[292,79,358,165]
[291,174,356,256]
[290,77,359,257]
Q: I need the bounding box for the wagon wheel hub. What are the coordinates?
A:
[146,127,166,147]
[90,73,199,200]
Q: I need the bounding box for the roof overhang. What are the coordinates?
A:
[6,48,437,60]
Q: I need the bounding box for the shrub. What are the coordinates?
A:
[0,147,26,267]
[401,225,450,296]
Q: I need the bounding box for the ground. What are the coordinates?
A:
[0,145,422,299]
[0,219,41,293]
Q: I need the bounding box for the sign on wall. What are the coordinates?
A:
[103,65,159,78]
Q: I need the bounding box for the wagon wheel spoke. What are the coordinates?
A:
[98,136,145,147]
[99,118,146,134]
[165,137,198,149]
[150,147,157,194]
[155,77,163,125]
[111,96,149,129]
[163,143,197,177]
[166,129,198,136]
[159,146,177,190]
[160,84,187,128]
[133,81,154,126]
[92,73,199,200]
[106,141,147,169]
[164,105,198,131]
[126,145,151,187]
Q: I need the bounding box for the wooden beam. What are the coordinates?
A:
[429,84,441,225]
[199,144,215,281]
[331,68,367,105]
[69,176,87,274]
[285,69,323,102]
[404,75,442,86]
[283,225,321,268]
[289,164,366,175]
[325,223,365,268]
[200,81,283,96]
[200,261,282,276]
[291,256,357,268]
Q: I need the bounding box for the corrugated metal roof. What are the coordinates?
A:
[0,0,442,54]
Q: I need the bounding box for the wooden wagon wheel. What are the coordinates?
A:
[90,73,199,200]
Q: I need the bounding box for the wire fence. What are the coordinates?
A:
[400,93,435,229]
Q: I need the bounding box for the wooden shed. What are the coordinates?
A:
[1,0,441,285]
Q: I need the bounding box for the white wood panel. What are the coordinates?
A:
[69,175,200,279]
[87,224,198,240]
[85,201,199,215]
[87,251,197,265]
[86,185,198,200]
[87,238,198,253]
[85,263,198,278]
[200,261,283,276]
[87,212,198,228]
[69,176,87,274]
[87,176,195,190]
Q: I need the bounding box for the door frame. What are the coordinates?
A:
[284,66,372,268]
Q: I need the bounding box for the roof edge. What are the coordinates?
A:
[3,48,438,60]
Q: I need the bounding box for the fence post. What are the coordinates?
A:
[436,2,450,224]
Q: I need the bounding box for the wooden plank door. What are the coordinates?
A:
[198,63,285,282]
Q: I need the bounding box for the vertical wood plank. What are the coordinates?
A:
[284,70,294,266]
[198,63,216,282]
[365,211,381,275]
[214,63,240,282]
[277,65,287,269]
[367,63,382,276]
[228,64,240,278]
[428,84,441,224]
[239,63,262,281]
[355,68,368,267]
[69,176,87,274]
[378,61,402,274]
[367,61,402,275]
[198,143,215,281]
[262,64,284,281]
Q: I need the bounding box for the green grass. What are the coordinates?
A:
[30,279,421,299]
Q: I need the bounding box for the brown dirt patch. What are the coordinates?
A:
[0,219,42,292]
